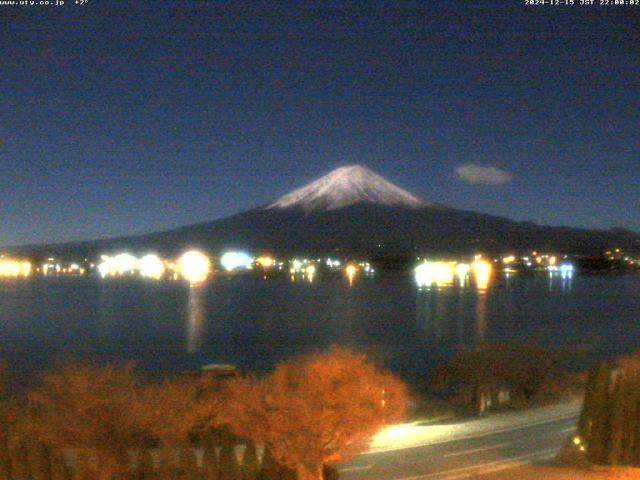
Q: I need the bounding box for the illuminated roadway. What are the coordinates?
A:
[338,400,582,480]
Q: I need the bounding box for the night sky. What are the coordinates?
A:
[1,1,638,247]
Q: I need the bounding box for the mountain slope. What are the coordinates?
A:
[267,165,427,211]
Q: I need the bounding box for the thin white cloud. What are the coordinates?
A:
[455,164,513,185]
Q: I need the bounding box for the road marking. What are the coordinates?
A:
[339,465,373,472]
[560,427,576,433]
[442,442,509,458]
[392,448,558,480]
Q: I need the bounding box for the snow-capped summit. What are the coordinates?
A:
[267,165,427,211]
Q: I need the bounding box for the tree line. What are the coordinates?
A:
[0,348,407,480]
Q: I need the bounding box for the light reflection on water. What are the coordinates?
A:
[413,283,490,351]
[1,272,640,387]
[186,285,206,354]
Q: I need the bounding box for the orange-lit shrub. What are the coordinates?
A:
[26,362,147,480]
[605,467,640,479]
[135,374,215,445]
[0,349,408,480]
[224,347,408,480]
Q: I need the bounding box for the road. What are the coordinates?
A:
[338,401,582,480]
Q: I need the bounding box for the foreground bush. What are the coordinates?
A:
[0,348,407,480]
[225,347,407,480]
[25,362,148,480]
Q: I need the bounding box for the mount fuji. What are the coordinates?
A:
[10,165,640,259]
[266,165,427,211]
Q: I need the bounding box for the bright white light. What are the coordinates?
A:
[455,263,470,278]
[97,259,112,278]
[220,251,252,272]
[414,261,456,288]
[414,262,434,287]
[455,263,470,286]
[360,262,374,274]
[326,258,341,268]
[97,253,135,278]
[139,254,165,280]
[559,263,574,279]
[434,263,455,285]
[113,253,138,275]
[97,253,140,278]
[0,258,32,278]
[179,250,211,284]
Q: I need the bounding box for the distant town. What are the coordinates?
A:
[0,247,637,286]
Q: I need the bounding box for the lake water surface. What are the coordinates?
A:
[1,273,639,387]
